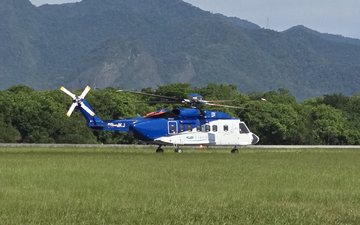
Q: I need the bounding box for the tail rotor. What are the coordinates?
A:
[60,86,95,117]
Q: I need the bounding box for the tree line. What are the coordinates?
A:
[1,84,360,145]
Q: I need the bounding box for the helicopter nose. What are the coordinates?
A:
[252,133,259,145]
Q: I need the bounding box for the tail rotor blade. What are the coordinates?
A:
[79,86,91,99]
[80,102,95,116]
[60,86,76,99]
[66,103,77,117]
[61,86,95,117]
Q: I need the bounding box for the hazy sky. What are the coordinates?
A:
[30,0,360,39]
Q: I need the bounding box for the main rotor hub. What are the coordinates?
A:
[188,93,203,102]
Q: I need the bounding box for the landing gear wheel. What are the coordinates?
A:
[174,145,182,153]
[231,148,239,154]
[156,145,164,153]
[156,148,164,153]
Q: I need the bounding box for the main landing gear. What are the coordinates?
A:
[155,145,182,153]
[231,146,239,154]
[156,145,164,153]
[174,145,182,153]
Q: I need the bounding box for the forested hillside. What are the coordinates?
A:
[1,84,360,145]
[1,0,360,99]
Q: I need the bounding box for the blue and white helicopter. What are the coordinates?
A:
[61,86,259,153]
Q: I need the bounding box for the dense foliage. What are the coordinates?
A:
[1,84,359,145]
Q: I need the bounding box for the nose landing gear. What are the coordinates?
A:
[231,146,239,154]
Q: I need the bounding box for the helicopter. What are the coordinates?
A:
[60,86,259,153]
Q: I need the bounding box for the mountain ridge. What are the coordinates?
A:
[1,0,360,99]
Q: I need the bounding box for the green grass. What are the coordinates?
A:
[0,147,359,225]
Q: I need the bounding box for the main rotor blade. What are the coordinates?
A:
[80,102,95,116]
[79,86,91,99]
[117,90,181,101]
[118,100,181,105]
[147,100,181,104]
[66,103,77,117]
[206,103,244,109]
[205,100,235,103]
[60,86,76,99]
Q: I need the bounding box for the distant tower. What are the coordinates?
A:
[266,17,270,29]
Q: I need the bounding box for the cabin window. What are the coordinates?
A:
[224,125,229,132]
[239,122,250,134]
[212,125,218,132]
[196,126,201,132]
[205,125,211,132]
[180,124,185,132]
[187,125,192,132]
[169,125,176,134]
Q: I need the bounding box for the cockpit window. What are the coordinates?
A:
[239,122,250,133]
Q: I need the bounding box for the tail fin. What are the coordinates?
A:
[60,86,104,126]
[78,99,104,125]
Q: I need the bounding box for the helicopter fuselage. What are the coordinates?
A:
[61,86,260,152]
[85,107,259,146]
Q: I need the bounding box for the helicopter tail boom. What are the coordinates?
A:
[61,86,138,132]
[78,99,104,125]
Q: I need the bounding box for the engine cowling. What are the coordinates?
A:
[172,108,201,118]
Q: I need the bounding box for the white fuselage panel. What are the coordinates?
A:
[155,119,254,146]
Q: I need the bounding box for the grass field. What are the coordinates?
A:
[0,147,359,225]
